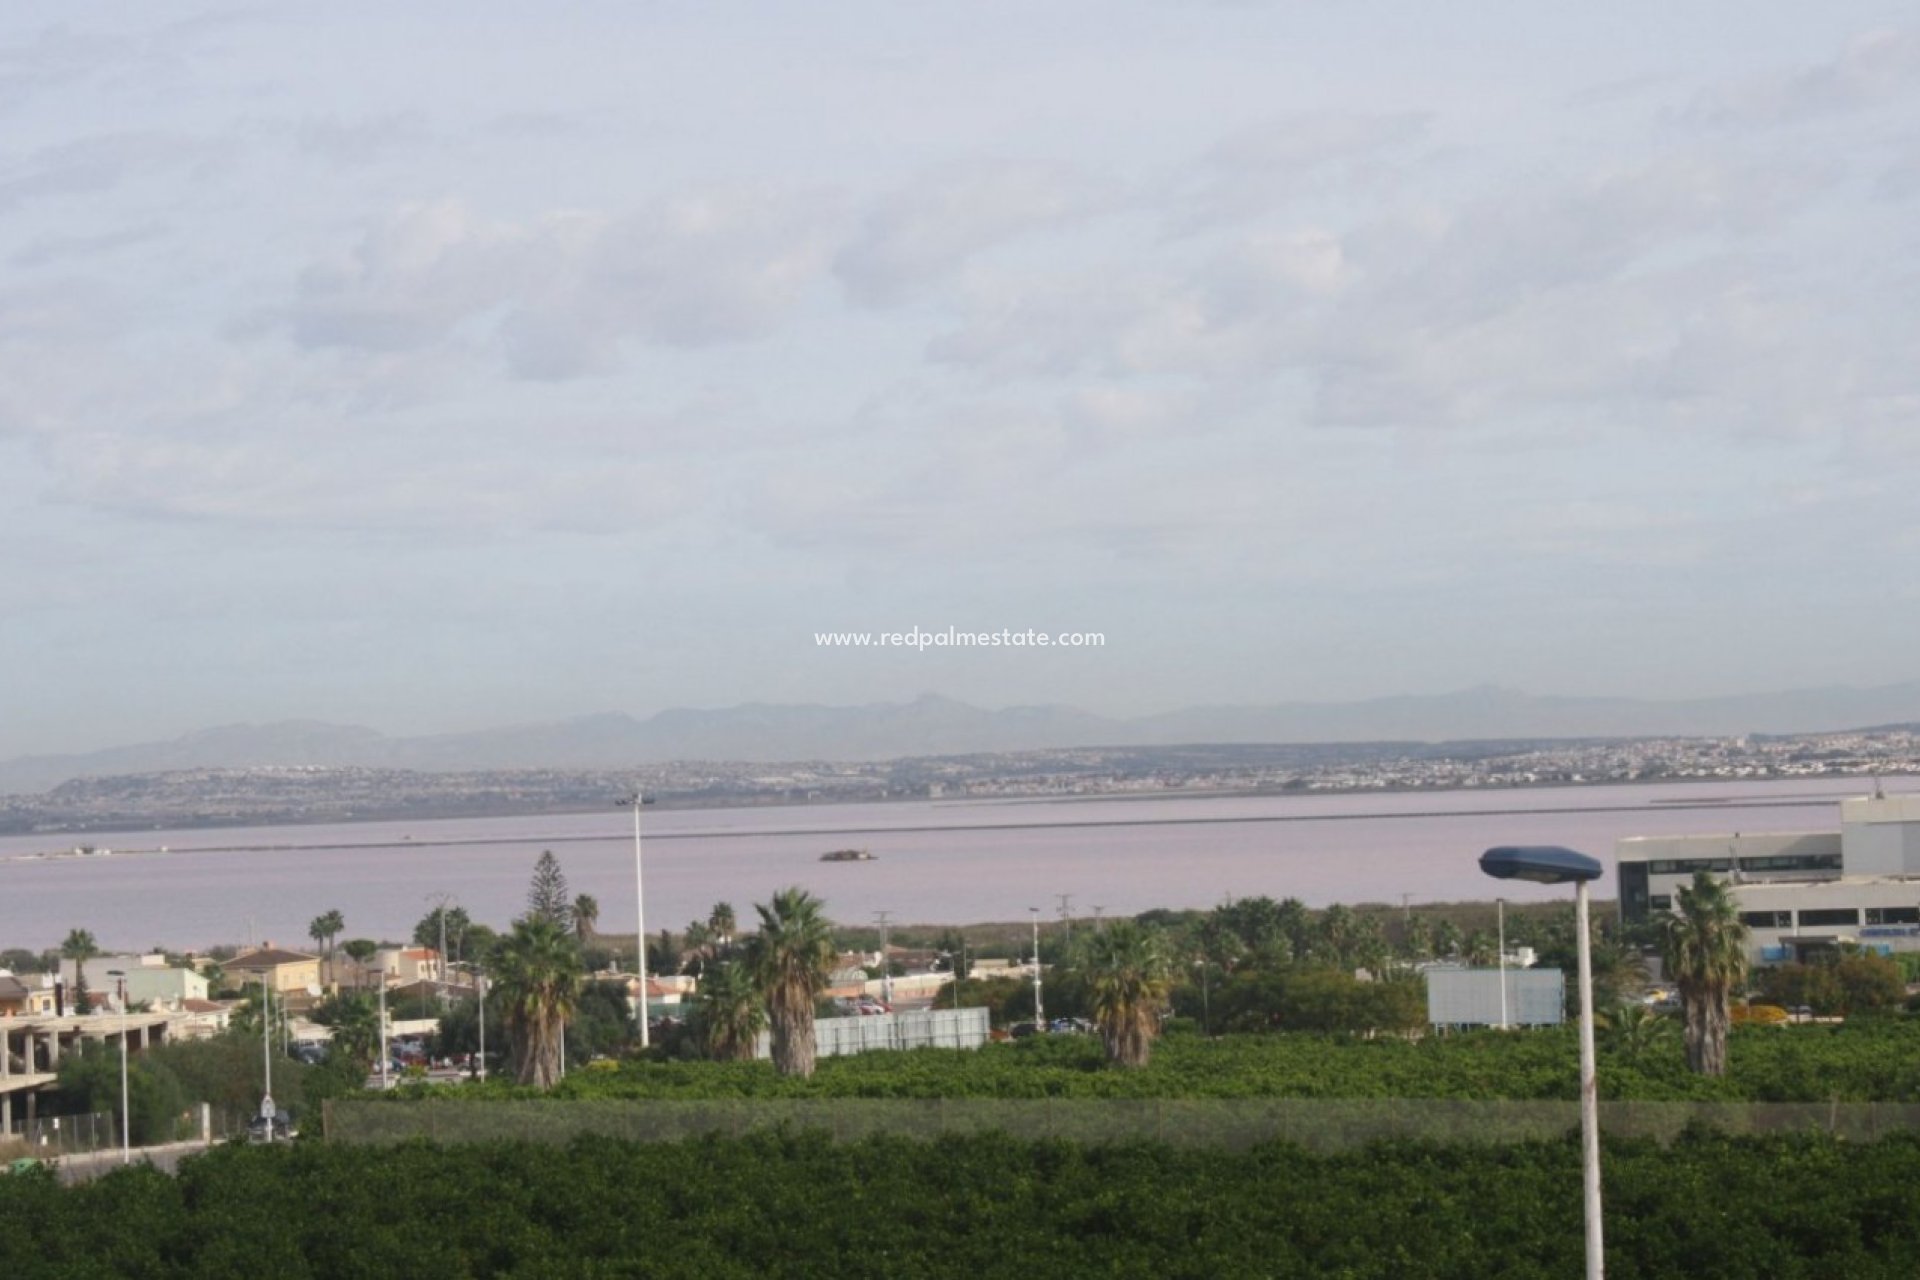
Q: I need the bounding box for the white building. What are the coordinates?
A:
[60,954,209,1009]
[1617,792,1920,963]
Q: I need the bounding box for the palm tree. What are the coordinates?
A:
[1659,870,1749,1077]
[572,894,600,947]
[746,888,836,1079]
[493,917,584,1088]
[693,958,766,1061]
[1079,919,1174,1068]
[315,992,381,1072]
[707,902,737,962]
[61,928,99,1014]
[309,909,345,985]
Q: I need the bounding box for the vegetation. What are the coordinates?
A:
[59,928,99,1014]
[1660,871,1750,1076]
[747,888,836,1079]
[10,1131,1920,1277]
[693,959,766,1061]
[388,1020,1920,1104]
[492,918,583,1087]
[525,850,573,932]
[1075,920,1175,1068]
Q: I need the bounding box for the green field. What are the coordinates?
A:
[6,1130,1920,1278]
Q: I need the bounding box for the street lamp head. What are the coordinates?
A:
[1480,845,1604,885]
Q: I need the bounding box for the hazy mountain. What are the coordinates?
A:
[6,681,1920,795]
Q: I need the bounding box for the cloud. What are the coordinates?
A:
[10,221,166,268]
[1686,28,1920,127]
[283,194,835,376]
[0,131,229,212]
[833,159,1122,306]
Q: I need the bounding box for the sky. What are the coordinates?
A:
[3,3,1919,758]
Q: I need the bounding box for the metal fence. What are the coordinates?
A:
[755,1007,990,1060]
[323,1098,1920,1150]
[1,1111,117,1157]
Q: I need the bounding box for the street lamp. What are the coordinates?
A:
[617,791,655,1049]
[1480,845,1605,1280]
[106,969,129,1164]
[1028,907,1045,1028]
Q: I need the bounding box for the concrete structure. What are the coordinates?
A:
[61,955,207,1009]
[225,946,321,994]
[1617,792,1920,962]
[371,947,443,986]
[1,1010,177,1135]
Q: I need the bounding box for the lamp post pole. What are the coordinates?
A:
[622,791,651,1050]
[107,970,129,1163]
[261,975,273,1143]
[1574,878,1603,1280]
[476,968,487,1081]
[1029,907,1044,1028]
[1497,897,1509,1030]
[1480,845,1605,1280]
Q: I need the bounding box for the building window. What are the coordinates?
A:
[1739,911,1792,929]
[1797,908,1860,927]
[1737,854,1843,874]
[1650,895,1672,911]
[1647,857,1734,875]
[1865,907,1920,926]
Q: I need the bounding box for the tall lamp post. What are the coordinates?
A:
[1028,907,1045,1028]
[1481,845,1606,1280]
[106,969,129,1163]
[618,791,654,1049]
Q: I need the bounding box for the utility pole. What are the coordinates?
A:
[261,976,273,1143]
[872,911,893,1007]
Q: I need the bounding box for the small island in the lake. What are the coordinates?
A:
[819,848,876,862]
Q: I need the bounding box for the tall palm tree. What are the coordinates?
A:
[310,909,344,985]
[1659,870,1749,1077]
[493,917,584,1088]
[693,958,766,1061]
[746,888,836,1079]
[708,902,737,955]
[61,928,99,1014]
[1079,919,1174,1068]
[572,894,600,947]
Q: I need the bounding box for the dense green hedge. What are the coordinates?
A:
[388,1020,1920,1103]
[6,1130,1920,1278]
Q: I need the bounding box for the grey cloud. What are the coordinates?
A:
[286,194,834,373]
[1685,28,1920,127]
[0,131,229,212]
[293,112,433,164]
[10,221,167,268]
[833,159,1122,307]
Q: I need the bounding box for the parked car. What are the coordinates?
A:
[246,1111,296,1143]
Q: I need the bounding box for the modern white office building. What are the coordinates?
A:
[1617,792,1920,963]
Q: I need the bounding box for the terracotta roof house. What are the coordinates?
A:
[225,947,322,995]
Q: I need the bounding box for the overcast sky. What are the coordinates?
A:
[4,4,1918,757]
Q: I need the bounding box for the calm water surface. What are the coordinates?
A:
[0,777,1899,951]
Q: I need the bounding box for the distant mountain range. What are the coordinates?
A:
[5,682,1920,796]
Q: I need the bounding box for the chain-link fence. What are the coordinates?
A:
[2,1111,117,1158]
[323,1098,1920,1150]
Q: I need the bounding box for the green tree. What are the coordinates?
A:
[1659,870,1750,1076]
[525,851,573,932]
[692,959,766,1061]
[415,906,473,962]
[308,909,344,985]
[313,992,380,1074]
[746,888,836,1079]
[493,917,583,1088]
[60,928,99,1014]
[708,902,737,949]
[54,1050,185,1146]
[1078,919,1175,1068]
[572,894,600,946]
